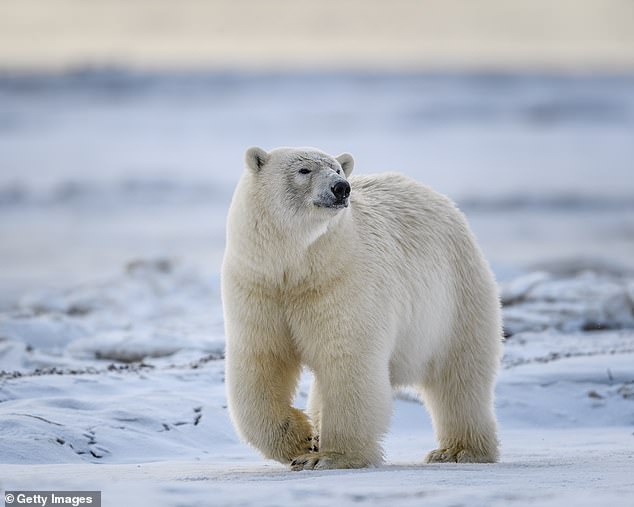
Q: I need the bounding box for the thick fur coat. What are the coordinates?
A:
[222,147,502,470]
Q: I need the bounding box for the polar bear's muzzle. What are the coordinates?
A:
[314,179,350,209]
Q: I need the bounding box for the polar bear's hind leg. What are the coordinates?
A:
[420,340,500,463]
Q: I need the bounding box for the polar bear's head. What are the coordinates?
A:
[244,147,354,233]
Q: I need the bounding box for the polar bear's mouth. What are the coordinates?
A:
[314,200,349,209]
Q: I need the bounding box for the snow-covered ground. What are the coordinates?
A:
[1,71,633,505]
[0,259,633,505]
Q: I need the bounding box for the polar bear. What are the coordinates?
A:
[222,146,502,470]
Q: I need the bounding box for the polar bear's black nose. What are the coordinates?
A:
[332,181,351,200]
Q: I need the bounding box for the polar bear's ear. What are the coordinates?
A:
[336,153,354,177]
[245,147,270,173]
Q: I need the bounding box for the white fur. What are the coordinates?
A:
[222,147,502,470]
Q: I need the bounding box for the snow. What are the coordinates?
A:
[1,260,633,505]
[501,270,634,335]
[1,70,633,505]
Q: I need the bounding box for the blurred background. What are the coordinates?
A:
[1,0,633,302]
[1,2,634,490]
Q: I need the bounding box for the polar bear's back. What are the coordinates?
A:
[347,172,501,384]
[348,172,474,263]
[348,172,496,300]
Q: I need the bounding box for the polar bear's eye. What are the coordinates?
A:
[298,168,311,175]
[336,169,341,174]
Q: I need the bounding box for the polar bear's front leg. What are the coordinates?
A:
[223,280,314,464]
[291,358,392,470]
[226,344,314,464]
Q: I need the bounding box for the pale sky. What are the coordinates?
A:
[0,0,633,70]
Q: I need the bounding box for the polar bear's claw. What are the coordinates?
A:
[290,451,368,471]
[425,447,496,464]
[290,454,319,471]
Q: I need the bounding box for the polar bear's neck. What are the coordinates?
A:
[263,206,353,260]
[300,207,347,249]
[232,206,353,287]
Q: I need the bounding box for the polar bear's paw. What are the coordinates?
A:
[290,451,369,471]
[425,446,496,464]
[268,408,316,463]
